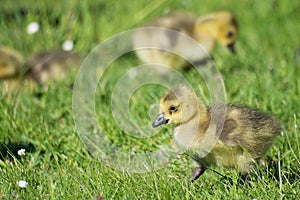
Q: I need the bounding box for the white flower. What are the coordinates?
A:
[17,149,26,156]
[17,180,28,188]
[27,22,39,34]
[62,40,74,51]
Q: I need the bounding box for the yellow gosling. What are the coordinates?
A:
[133,11,238,71]
[153,86,281,181]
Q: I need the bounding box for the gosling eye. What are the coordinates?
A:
[226,31,234,38]
[169,105,178,115]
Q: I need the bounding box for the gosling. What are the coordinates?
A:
[133,11,238,71]
[1,49,81,92]
[25,50,81,87]
[153,86,281,181]
[0,46,29,92]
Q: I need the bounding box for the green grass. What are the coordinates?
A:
[1,0,300,199]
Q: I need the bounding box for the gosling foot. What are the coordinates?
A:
[189,167,205,182]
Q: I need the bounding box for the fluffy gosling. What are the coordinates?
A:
[153,86,281,181]
[0,46,30,92]
[133,11,238,71]
[0,46,25,79]
[1,49,81,92]
[25,50,81,87]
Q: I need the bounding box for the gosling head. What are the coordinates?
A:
[195,11,238,53]
[152,86,206,127]
[0,46,24,79]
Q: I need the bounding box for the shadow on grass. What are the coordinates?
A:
[0,141,35,160]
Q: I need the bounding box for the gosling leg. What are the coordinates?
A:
[190,166,205,182]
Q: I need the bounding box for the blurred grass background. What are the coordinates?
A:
[0,0,300,199]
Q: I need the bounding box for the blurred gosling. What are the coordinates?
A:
[0,46,24,79]
[0,46,30,92]
[1,49,81,92]
[25,50,81,87]
[133,11,238,72]
[153,86,281,181]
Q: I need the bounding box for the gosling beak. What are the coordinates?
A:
[152,113,169,128]
[227,43,235,54]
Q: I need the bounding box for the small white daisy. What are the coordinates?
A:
[27,22,39,34]
[17,149,26,156]
[17,180,28,188]
[62,40,74,51]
